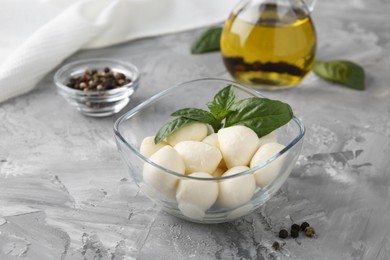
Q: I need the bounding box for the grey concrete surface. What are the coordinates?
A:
[1,0,390,259]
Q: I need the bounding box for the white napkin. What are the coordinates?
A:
[0,0,237,104]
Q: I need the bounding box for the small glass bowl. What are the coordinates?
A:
[113,78,305,223]
[54,58,140,117]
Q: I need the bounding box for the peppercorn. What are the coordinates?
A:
[304,226,316,238]
[278,229,288,239]
[104,67,110,73]
[290,229,299,238]
[272,241,280,250]
[291,224,300,232]
[114,72,125,80]
[300,222,310,231]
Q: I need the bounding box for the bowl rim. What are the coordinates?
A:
[113,78,305,181]
[54,58,140,97]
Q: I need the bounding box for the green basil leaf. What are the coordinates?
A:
[225,97,294,137]
[313,60,365,90]
[171,108,216,124]
[207,85,236,120]
[191,27,222,54]
[154,117,196,144]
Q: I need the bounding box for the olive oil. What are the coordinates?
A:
[221,3,316,89]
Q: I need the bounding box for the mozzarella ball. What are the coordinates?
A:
[176,172,218,219]
[202,133,220,149]
[140,136,168,158]
[218,125,260,168]
[167,122,208,146]
[218,166,256,209]
[143,146,185,197]
[174,141,222,174]
[258,132,277,147]
[250,142,287,187]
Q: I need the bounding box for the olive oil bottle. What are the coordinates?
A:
[221,2,316,89]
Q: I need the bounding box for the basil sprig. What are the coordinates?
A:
[313,60,365,90]
[191,27,222,54]
[154,85,293,144]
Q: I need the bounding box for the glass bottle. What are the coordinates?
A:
[221,0,317,89]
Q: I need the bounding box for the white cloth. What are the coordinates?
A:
[0,0,237,103]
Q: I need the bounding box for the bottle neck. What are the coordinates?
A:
[231,0,315,16]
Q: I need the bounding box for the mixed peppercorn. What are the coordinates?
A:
[278,222,316,239]
[272,222,317,251]
[66,67,132,91]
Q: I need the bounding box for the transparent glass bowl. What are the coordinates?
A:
[113,78,305,223]
[54,58,140,117]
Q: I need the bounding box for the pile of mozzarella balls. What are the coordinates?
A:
[140,122,287,219]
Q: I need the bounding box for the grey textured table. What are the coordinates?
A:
[1,0,389,259]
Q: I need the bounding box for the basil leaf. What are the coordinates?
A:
[313,60,365,90]
[225,97,294,137]
[191,27,222,54]
[154,117,196,144]
[171,108,223,133]
[207,85,236,120]
[171,108,216,124]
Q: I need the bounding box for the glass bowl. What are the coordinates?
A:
[54,58,140,117]
[113,78,305,223]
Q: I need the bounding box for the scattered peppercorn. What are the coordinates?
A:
[291,224,300,232]
[272,241,280,250]
[290,229,299,238]
[300,222,310,231]
[276,221,317,243]
[65,67,132,91]
[304,226,316,238]
[278,229,288,239]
